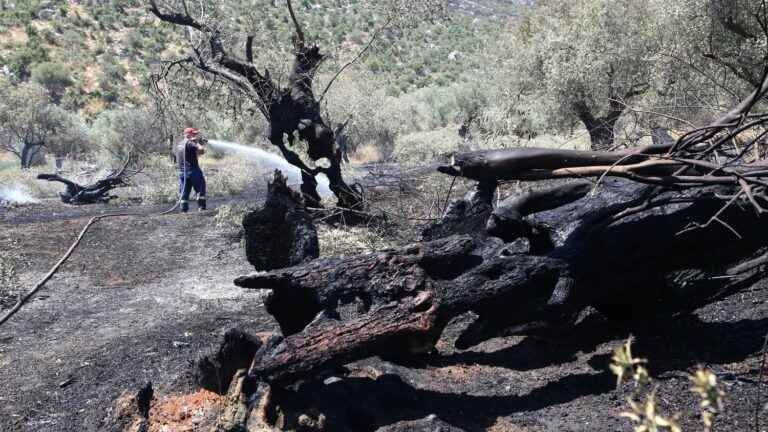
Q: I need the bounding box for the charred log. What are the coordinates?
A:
[211,66,768,426]
[242,170,318,272]
[234,178,768,385]
[486,180,592,253]
[436,145,676,183]
[37,173,125,205]
[421,181,497,241]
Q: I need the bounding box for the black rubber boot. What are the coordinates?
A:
[197,198,207,211]
[181,202,189,213]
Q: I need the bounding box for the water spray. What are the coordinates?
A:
[206,139,333,197]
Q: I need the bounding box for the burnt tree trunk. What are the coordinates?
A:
[149,1,363,212]
[242,170,319,272]
[234,177,768,386]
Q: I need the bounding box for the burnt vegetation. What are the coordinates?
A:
[4,1,768,431]
[183,65,768,430]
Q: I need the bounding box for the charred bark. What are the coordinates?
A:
[242,170,318,272]
[37,173,125,205]
[436,145,675,183]
[233,178,768,385]
[195,328,262,395]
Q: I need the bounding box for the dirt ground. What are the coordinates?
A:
[0,183,767,431]
[0,193,273,431]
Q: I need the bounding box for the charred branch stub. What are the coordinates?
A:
[148,0,363,212]
[421,180,497,241]
[242,170,318,272]
[195,328,262,395]
[486,181,592,254]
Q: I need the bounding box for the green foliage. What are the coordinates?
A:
[90,108,165,166]
[0,78,88,166]
[31,61,73,101]
[4,43,48,81]
[503,0,663,134]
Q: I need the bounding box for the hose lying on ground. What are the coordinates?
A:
[0,165,186,326]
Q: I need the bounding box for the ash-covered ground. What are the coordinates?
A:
[0,181,766,432]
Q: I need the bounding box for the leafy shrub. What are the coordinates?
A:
[5,44,48,80]
[90,107,165,167]
[31,61,73,102]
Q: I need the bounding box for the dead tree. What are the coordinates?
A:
[148,0,363,211]
[222,67,768,395]
[36,158,134,205]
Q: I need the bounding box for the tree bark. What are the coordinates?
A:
[242,170,318,272]
[436,145,674,183]
[573,100,622,151]
[36,173,125,204]
[235,179,768,386]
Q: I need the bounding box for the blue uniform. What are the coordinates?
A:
[175,140,206,211]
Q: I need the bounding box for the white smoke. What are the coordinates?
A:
[0,183,39,205]
[207,139,333,197]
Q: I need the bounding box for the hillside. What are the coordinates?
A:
[449,0,525,17]
[0,0,516,118]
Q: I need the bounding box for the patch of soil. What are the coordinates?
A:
[149,389,224,432]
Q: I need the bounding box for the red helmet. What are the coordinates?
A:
[184,127,199,138]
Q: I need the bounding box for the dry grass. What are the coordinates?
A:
[136,154,261,205]
[317,223,398,257]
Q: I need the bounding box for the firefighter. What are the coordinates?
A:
[176,127,207,212]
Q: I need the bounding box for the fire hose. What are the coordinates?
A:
[0,142,196,327]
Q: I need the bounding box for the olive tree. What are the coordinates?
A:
[30,62,73,105]
[0,79,88,168]
[147,0,446,210]
[652,0,767,96]
[90,107,166,166]
[503,0,665,150]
